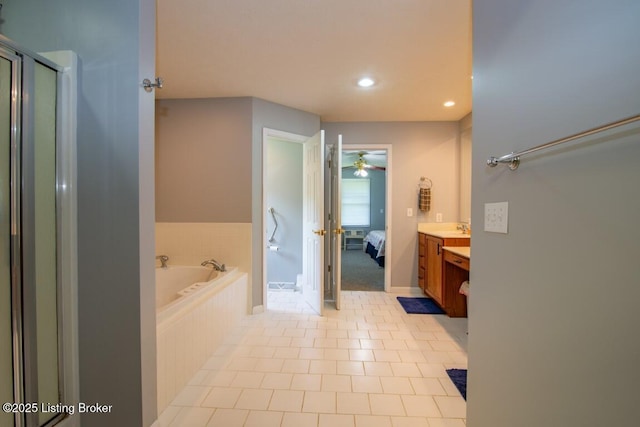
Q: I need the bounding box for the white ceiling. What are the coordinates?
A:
[157,0,472,122]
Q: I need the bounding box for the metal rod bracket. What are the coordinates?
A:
[143,77,163,92]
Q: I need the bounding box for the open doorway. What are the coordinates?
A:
[340,145,392,292]
[262,128,313,313]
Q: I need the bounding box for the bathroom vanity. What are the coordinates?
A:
[442,247,470,317]
[418,225,470,317]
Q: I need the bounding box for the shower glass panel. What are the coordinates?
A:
[0,37,66,426]
[0,53,15,427]
[33,61,59,426]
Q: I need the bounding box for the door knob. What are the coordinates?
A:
[333,227,344,235]
[313,229,326,236]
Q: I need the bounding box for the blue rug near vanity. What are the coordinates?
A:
[446,369,467,400]
[396,297,445,314]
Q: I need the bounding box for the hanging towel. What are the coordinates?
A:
[419,188,431,212]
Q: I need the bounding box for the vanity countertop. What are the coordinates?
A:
[443,246,470,259]
[417,222,471,239]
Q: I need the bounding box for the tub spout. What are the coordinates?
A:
[156,255,169,268]
[201,259,226,272]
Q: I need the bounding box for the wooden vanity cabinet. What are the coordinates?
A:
[443,250,470,317]
[418,233,426,292]
[418,232,469,308]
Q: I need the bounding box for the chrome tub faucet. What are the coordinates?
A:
[201,258,226,272]
[156,255,169,268]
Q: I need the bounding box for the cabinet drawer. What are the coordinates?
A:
[444,251,470,271]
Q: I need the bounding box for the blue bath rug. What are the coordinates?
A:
[396,297,445,315]
[446,369,467,400]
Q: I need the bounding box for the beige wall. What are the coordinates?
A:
[323,121,461,288]
[459,113,472,223]
[155,97,253,222]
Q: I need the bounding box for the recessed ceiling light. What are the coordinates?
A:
[357,77,375,88]
[444,101,456,107]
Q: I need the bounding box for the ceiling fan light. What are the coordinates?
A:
[357,77,375,88]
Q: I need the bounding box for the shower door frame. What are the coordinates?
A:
[1,35,78,427]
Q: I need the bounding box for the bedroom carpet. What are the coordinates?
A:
[341,249,384,291]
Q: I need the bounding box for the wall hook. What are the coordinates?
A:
[143,77,163,92]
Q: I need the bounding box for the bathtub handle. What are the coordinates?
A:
[268,207,278,242]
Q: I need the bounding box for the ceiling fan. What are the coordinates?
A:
[343,151,386,177]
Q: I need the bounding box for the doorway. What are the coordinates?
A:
[339,145,392,292]
[262,128,308,313]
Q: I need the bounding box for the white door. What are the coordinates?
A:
[302,130,325,315]
[331,135,343,309]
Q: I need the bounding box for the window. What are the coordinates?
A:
[342,178,370,226]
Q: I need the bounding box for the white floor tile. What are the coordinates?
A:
[390,416,430,427]
[229,371,264,388]
[352,376,383,393]
[380,377,414,394]
[234,389,273,410]
[337,392,371,415]
[434,395,467,418]
[291,373,322,391]
[322,374,352,392]
[157,291,468,426]
[319,413,355,427]
[401,395,442,417]
[303,391,337,413]
[268,389,304,412]
[281,412,319,427]
[260,372,293,389]
[206,408,248,427]
[354,414,393,427]
[200,387,242,409]
[243,410,283,427]
[168,407,214,427]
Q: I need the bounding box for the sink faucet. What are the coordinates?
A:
[201,259,226,272]
[457,223,470,234]
[156,255,169,268]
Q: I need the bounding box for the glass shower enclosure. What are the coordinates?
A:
[1,37,66,427]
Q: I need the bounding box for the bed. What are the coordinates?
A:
[363,230,385,267]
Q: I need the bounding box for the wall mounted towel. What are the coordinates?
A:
[418,177,432,212]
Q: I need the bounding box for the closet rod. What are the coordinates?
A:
[487,113,640,170]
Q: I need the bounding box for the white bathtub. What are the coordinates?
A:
[156,265,227,310]
[156,265,248,413]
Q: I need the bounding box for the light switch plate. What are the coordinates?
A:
[484,202,509,233]
[407,208,413,217]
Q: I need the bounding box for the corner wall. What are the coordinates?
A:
[469,1,640,426]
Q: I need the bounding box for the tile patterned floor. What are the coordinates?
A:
[156,290,468,427]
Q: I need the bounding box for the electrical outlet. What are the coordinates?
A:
[484,202,509,233]
[436,213,443,223]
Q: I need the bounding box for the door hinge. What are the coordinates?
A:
[328,265,331,273]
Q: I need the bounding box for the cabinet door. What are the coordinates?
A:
[426,237,443,303]
[418,233,426,292]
